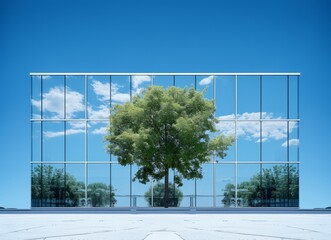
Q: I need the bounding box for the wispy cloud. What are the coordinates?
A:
[88,104,109,119]
[91,126,108,135]
[199,76,214,86]
[282,139,299,147]
[91,80,130,103]
[44,128,85,138]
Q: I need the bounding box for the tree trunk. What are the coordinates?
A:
[164,169,169,208]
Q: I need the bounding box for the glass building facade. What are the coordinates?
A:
[31,73,300,208]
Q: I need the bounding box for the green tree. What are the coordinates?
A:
[31,166,116,207]
[106,86,234,207]
[87,182,117,207]
[222,165,299,207]
[144,182,183,207]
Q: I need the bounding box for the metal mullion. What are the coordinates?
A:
[235,75,238,207]
[84,75,88,207]
[129,75,132,207]
[260,75,263,207]
[40,75,44,206]
[109,75,112,206]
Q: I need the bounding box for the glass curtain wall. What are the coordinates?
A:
[31,73,299,208]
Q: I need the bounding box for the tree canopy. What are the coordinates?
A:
[106,86,234,207]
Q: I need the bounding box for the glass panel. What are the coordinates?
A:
[112,164,130,206]
[288,164,299,207]
[42,76,64,119]
[41,164,65,207]
[32,122,41,162]
[238,76,260,119]
[237,164,261,207]
[66,76,85,119]
[197,75,214,100]
[88,121,109,161]
[66,121,85,162]
[111,75,130,104]
[31,75,41,119]
[43,122,64,162]
[177,178,195,207]
[132,165,150,207]
[31,164,42,207]
[237,121,260,161]
[289,76,299,119]
[215,121,235,161]
[262,121,287,162]
[196,164,213,206]
[216,76,235,119]
[217,164,235,207]
[87,164,112,207]
[289,121,299,162]
[261,164,292,207]
[132,75,152,97]
[65,164,86,207]
[88,76,110,119]
[153,75,174,88]
[175,75,195,89]
[262,76,287,119]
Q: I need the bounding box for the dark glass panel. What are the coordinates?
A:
[65,164,86,207]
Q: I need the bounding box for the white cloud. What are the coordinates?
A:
[217,112,298,145]
[199,76,214,86]
[282,139,299,147]
[91,80,130,103]
[31,87,84,118]
[88,104,110,119]
[132,75,151,89]
[44,128,85,138]
[92,126,108,135]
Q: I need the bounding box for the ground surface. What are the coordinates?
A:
[0,211,331,240]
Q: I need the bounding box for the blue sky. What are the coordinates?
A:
[1,0,331,209]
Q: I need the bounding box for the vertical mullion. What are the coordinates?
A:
[109,75,112,206]
[260,75,263,206]
[130,75,132,207]
[84,75,88,207]
[235,75,238,207]
[213,76,216,207]
[40,75,44,206]
[64,75,67,207]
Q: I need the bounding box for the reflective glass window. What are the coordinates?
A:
[65,76,85,119]
[31,164,42,207]
[237,121,260,161]
[65,164,86,207]
[88,76,110,119]
[153,75,174,88]
[42,76,65,119]
[132,164,150,207]
[32,122,41,162]
[262,121,287,162]
[289,121,299,162]
[132,75,152,98]
[237,164,261,207]
[87,164,112,207]
[196,75,214,100]
[88,121,109,161]
[112,164,130,206]
[288,164,299,207]
[215,121,235,161]
[238,76,260,119]
[175,75,195,89]
[196,164,213,206]
[43,122,64,162]
[66,121,85,162]
[41,164,65,207]
[217,164,235,207]
[289,76,299,119]
[216,76,235,119]
[262,76,287,119]
[31,76,41,119]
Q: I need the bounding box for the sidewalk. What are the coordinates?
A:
[0,212,331,240]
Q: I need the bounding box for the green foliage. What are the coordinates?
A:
[222,165,299,207]
[31,165,116,207]
[144,182,183,207]
[106,86,234,207]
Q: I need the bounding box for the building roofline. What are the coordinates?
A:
[29,72,301,76]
